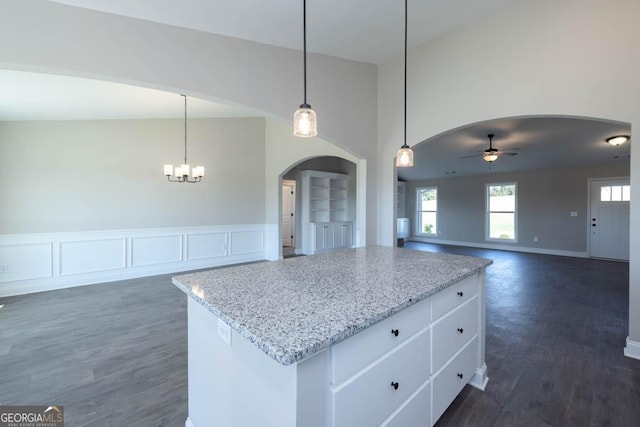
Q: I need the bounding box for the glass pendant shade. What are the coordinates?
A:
[396,146,414,167]
[294,105,317,137]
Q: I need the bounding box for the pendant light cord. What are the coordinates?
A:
[303,0,308,106]
[403,0,408,148]
[183,94,188,164]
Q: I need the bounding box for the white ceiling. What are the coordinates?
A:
[398,117,631,181]
[51,0,517,65]
[0,70,257,121]
[6,2,631,178]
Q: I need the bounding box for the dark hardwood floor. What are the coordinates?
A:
[1,243,639,426]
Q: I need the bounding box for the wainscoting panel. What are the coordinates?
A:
[230,230,264,255]
[186,232,227,260]
[0,225,266,297]
[131,235,182,267]
[59,238,126,276]
[0,242,52,283]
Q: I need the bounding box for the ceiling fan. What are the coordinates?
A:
[461,133,519,163]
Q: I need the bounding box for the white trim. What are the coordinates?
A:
[408,236,588,258]
[469,363,489,391]
[185,417,195,427]
[0,225,266,297]
[624,337,640,360]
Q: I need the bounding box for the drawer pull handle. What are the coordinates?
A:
[457,328,464,334]
[391,329,399,337]
[391,381,399,390]
[457,291,464,297]
[457,373,464,379]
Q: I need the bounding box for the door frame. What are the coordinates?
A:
[586,176,630,259]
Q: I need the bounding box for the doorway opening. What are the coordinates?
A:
[282,179,297,258]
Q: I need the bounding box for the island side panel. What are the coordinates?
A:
[186,298,298,427]
[469,270,489,390]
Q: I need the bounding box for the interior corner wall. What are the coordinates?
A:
[405,162,630,254]
[377,0,640,346]
[0,118,266,233]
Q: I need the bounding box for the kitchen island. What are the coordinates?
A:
[173,246,492,427]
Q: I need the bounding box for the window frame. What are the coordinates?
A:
[416,186,438,236]
[485,182,518,243]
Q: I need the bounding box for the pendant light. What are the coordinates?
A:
[293,0,317,137]
[396,0,413,167]
[163,95,205,183]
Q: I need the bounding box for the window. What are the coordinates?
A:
[486,183,517,241]
[600,185,630,202]
[417,187,437,235]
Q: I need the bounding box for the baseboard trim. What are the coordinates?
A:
[469,363,489,391]
[624,337,640,360]
[408,237,588,259]
[185,417,195,427]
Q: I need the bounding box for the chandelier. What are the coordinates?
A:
[163,94,205,183]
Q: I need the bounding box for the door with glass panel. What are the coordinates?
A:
[589,179,630,260]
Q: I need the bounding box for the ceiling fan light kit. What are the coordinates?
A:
[606,135,630,146]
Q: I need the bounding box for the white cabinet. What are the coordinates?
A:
[327,272,486,427]
[300,170,353,255]
[397,181,407,218]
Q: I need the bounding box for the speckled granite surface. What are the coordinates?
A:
[173,246,492,366]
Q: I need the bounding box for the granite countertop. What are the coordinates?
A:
[172,246,492,366]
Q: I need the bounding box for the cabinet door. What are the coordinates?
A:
[342,223,352,247]
[315,224,333,252]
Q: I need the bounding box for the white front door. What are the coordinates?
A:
[282,182,296,247]
[589,178,630,260]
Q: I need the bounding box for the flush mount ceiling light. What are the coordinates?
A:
[163,94,205,183]
[606,135,630,146]
[396,0,413,168]
[293,0,317,137]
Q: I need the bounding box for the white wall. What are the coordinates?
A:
[0,118,265,233]
[0,0,378,243]
[378,0,640,353]
[264,120,363,260]
[406,162,630,256]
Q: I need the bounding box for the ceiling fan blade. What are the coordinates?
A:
[500,147,520,152]
[500,152,519,156]
[460,154,484,159]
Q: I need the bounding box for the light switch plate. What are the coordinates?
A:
[217,319,232,345]
[570,211,578,217]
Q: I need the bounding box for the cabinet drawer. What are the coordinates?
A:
[431,274,478,321]
[332,328,430,427]
[332,297,430,385]
[381,380,431,427]
[432,336,478,425]
[432,296,478,373]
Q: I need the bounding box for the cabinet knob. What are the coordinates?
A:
[457,328,464,334]
[457,291,464,297]
[390,381,399,390]
[457,373,464,379]
[391,329,399,337]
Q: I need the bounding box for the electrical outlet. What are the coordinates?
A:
[217,319,232,346]
[0,265,8,274]
[533,236,539,242]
